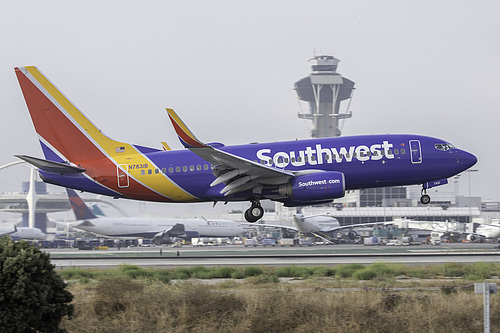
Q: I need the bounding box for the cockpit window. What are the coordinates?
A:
[435,143,456,151]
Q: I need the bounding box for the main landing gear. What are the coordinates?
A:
[420,186,431,205]
[245,201,264,223]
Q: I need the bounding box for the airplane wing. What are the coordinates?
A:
[154,223,187,239]
[167,109,294,197]
[0,225,17,237]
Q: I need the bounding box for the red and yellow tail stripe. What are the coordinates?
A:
[15,66,198,202]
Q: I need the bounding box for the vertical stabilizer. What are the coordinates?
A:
[66,188,98,220]
[15,66,134,163]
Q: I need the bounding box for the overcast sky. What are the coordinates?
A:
[0,1,498,217]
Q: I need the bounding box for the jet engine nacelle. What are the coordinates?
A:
[286,171,345,202]
[466,234,478,241]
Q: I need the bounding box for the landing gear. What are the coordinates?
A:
[420,187,431,205]
[244,201,264,223]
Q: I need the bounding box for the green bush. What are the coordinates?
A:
[210,266,236,278]
[353,268,378,280]
[118,264,151,279]
[336,263,364,278]
[152,270,172,283]
[173,267,191,279]
[243,266,264,277]
[231,270,245,279]
[0,238,74,332]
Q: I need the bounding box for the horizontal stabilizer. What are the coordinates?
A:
[15,155,86,174]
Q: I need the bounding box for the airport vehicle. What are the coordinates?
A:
[262,238,277,247]
[0,225,45,240]
[15,66,477,223]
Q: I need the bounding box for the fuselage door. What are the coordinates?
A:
[117,164,129,188]
[409,140,422,164]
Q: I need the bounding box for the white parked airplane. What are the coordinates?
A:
[66,189,296,242]
[472,223,500,240]
[0,225,45,240]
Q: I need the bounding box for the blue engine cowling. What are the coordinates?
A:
[281,171,345,204]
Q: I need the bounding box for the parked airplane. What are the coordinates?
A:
[293,213,341,234]
[0,225,45,240]
[293,213,377,243]
[65,188,294,242]
[471,223,500,240]
[15,66,477,223]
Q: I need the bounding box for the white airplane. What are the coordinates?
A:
[66,189,295,242]
[472,223,500,240]
[293,213,341,234]
[292,213,365,243]
[0,225,45,240]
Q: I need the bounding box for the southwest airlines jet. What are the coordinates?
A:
[14,67,477,223]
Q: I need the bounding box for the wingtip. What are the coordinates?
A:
[166,108,206,149]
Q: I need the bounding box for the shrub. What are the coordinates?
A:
[173,267,191,279]
[152,270,172,283]
[336,263,364,278]
[118,264,151,279]
[353,268,378,280]
[231,270,245,279]
[0,238,74,332]
[243,266,264,277]
[210,266,236,278]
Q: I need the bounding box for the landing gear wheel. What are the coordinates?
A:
[420,194,431,205]
[245,203,264,223]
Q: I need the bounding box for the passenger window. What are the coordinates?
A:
[189,165,194,171]
[141,170,145,175]
[183,166,187,172]
[204,164,209,170]
[197,165,201,171]
[175,166,180,173]
[394,149,399,155]
[162,168,166,173]
[148,169,152,175]
[155,169,159,174]
[401,148,405,154]
[168,167,173,173]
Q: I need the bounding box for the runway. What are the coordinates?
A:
[47,243,500,269]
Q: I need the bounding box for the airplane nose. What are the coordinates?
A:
[460,150,477,170]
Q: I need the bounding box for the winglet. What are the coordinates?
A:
[161,141,172,151]
[166,108,206,149]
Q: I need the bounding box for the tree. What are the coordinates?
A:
[0,237,73,332]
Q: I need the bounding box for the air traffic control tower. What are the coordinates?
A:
[294,55,355,138]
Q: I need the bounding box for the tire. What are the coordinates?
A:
[420,194,431,204]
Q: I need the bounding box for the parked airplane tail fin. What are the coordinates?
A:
[66,188,98,220]
[14,66,145,164]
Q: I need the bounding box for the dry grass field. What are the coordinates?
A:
[58,263,500,333]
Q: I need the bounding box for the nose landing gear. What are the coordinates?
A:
[420,187,431,205]
[245,201,264,223]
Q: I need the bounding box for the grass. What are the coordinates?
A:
[56,263,500,332]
